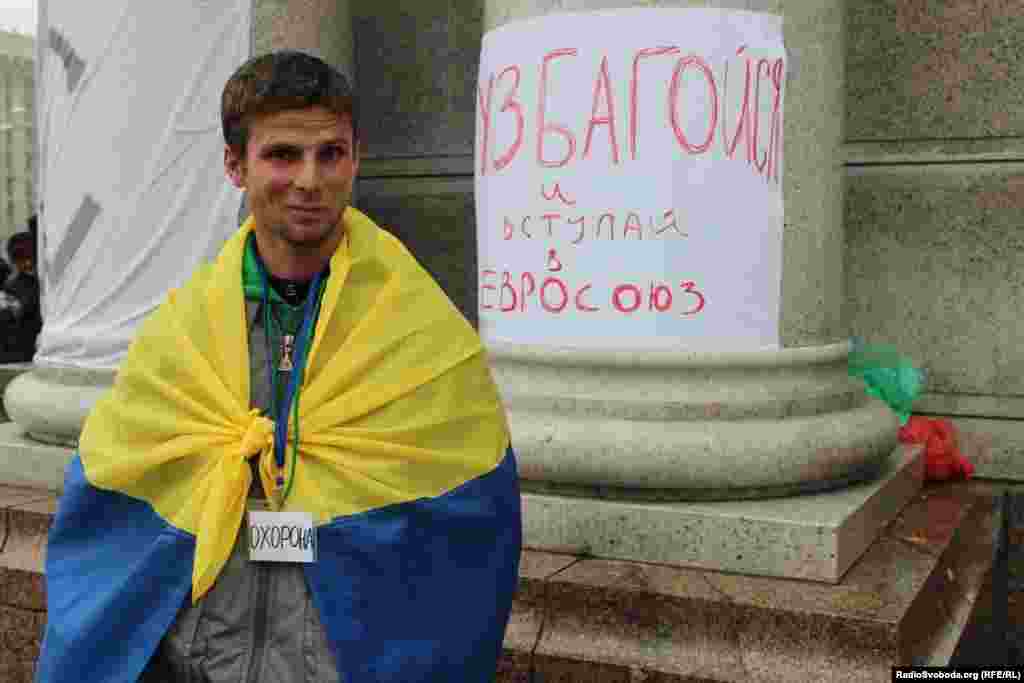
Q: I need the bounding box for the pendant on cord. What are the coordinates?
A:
[279,334,295,371]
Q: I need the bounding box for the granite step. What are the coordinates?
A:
[499,481,1002,682]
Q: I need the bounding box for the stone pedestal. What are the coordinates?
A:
[500,480,1005,682]
[525,445,923,583]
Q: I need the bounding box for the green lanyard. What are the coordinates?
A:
[256,260,326,506]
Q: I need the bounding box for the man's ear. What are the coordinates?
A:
[224,146,245,189]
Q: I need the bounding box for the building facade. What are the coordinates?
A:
[0,29,34,251]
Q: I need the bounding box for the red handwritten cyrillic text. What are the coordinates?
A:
[477,74,494,176]
[648,283,673,312]
[679,280,706,315]
[540,277,570,313]
[476,47,783,184]
[669,55,718,155]
[583,55,620,164]
[502,209,686,243]
[612,284,643,313]
[631,46,680,162]
[482,270,706,318]
[537,48,579,168]
[494,66,525,171]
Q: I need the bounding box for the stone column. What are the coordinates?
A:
[253,0,355,85]
[0,0,355,487]
[482,0,900,511]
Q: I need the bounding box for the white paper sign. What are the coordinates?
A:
[248,511,317,563]
[475,8,787,351]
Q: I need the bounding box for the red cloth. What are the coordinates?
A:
[897,416,974,481]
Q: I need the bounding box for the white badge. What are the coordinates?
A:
[248,511,317,563]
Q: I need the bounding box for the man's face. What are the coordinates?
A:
[225,105,359,252]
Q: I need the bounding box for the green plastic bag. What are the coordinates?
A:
[847,337,925,425]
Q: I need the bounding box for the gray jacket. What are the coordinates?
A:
[141,299,339,682]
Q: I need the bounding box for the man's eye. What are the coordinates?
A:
[268,148,299,161]
[320,146,345,162]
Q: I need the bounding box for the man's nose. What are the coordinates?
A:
[293,155,321,191]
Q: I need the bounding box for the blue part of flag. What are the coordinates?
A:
[35,454,195,683]
[305,446,522,682]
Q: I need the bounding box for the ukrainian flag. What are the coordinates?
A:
[36,208,522,682]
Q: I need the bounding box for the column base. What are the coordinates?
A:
[3,366,115,448]
[491,341,902,498]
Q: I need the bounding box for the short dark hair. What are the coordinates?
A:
[221,50,359,159]
[7,232,34,263]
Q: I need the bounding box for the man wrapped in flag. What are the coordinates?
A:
[36,51,522,682]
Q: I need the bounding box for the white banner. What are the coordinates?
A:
[35,0,250,368]
[475,8,786,351]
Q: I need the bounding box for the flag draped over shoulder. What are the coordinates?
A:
[36,207,522,683]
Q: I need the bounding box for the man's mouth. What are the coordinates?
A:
[288,206,326,215]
